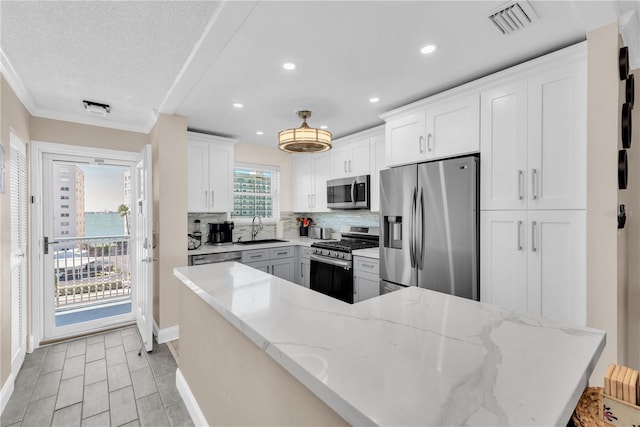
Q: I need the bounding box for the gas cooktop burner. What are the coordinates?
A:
[310,240,378,252]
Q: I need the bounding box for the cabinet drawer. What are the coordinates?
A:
[270,246,294,259]
[241,249,269,262]
[354,257,379,273]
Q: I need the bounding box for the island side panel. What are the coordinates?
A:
[178,284,349,426]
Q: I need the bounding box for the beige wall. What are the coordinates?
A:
[0,76,32,388]
[586,22,626,383]
[234,143,293,212]
[151,114,187,329]
[626,67,640,369]
[30,117,148,152]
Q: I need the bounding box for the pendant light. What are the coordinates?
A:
[278,110,332,153]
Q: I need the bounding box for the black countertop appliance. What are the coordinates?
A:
[208,221,234,245]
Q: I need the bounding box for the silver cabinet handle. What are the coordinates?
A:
[211,190,214,208]
[531,169,538,200]
[204,190,208,208]
[518,170,524,200]
[250,254,262,259]
[361,263,375,269]
[344,160,347,173]
[517,220,523,251]
[427,133,433,152]
[301,262,304,277]
[276,251,287,255]
[348,160,352,172]
[531,221,537,252]
[419,136,424,153]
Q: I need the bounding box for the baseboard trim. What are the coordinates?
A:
[176,368,208,427]
[153,320,179,344]
[1,372,15,414]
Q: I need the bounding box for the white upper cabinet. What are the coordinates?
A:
[527,62,586,210]
[480,81,528,210]
[481,57,586,211]
[292,153,331,212]
[330,138,370,179]
[187,132,236,213]
[384,111,427,167]
[383,94,480,167]
[425,93,480,159]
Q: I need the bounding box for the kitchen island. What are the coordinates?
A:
[174,262,605,426]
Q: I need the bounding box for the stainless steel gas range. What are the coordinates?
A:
[309,225,379,303]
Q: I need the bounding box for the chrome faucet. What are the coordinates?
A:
[251,216,263,240]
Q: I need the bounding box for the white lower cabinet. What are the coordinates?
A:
[353,256,379,303]
[481,210,586,326]
[242,247,294,282]
[295,247,311,288]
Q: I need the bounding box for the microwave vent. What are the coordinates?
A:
[488,1,538,36]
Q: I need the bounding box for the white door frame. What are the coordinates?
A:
[30,141,140,348]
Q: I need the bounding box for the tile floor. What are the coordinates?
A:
[1,326,194,427]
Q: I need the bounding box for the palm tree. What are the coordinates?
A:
[117,204,130,235]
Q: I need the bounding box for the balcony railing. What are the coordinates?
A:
[53,235,131,309]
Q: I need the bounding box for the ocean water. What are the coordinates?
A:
[85,212,127,236]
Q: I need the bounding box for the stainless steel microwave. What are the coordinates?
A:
[326,175,370,209]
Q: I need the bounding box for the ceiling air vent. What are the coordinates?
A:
[488,1,538,36]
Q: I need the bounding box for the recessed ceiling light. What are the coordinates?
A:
[369,97,380,103]
[256,131,264,135]
[421,44,437,55]
[233,103,244,108]
[320,125,328,130]
[283,62,297,71]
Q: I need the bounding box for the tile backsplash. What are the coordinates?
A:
[187,210,380,242]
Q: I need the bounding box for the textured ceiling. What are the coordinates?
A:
[0,1,633,141]
[0,0,221,130]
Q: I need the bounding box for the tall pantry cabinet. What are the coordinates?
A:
[480,45,587,326]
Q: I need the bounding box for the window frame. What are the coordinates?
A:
[231,162,280,224]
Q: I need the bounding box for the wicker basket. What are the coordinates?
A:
[572,387,609,427]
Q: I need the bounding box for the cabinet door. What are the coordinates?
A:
[312,153,331,212]
[480,81,528,210]
[354,273,379,303]
[330,145,351,179]
[426,93,480,160]
[243,260,270,274]
[369,133,386,212]
[348,139,371,176]
[209,143,233,212]
[299,258,310,288]
[271,258,294,282]
[528,62,586,210]
[292,156,313,212]
[384,111,427,167]
[480,211,528,313]
[187,141,210,212]
[527,210,586,326]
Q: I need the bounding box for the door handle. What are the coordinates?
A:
[417,187,425,269]
[427,133,433,152]
[419,136,424,153]
[409,187,417,267]
[517,220,523,251]
[518,170,524,200]
[531,169,538,200]
[351,179,357,206]
[531,221,537,252]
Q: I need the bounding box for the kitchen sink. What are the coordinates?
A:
[236,239,289,245]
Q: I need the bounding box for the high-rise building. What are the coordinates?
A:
[53,164,85,238]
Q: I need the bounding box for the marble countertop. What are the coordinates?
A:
[188,237,380,259]
[174,262,605,426]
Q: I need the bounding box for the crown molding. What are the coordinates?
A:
[0,48,37,114]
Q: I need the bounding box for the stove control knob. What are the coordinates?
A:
[340,253,345,259]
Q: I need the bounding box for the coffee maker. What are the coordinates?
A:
[208,221,234,245]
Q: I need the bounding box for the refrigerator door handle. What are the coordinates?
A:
[417,187,425,269]
[409,187,417,267]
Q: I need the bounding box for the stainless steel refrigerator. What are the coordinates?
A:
[379,155,479,300]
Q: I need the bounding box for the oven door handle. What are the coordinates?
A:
[310,254,352,269]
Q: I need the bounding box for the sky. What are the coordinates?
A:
[78,164,129,212]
